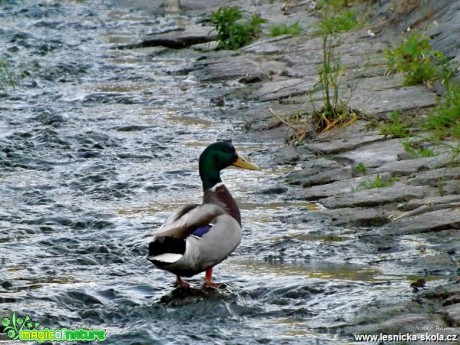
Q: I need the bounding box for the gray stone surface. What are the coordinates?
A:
[383,208,460,235]
[298,167,353,188]
[286,158,344,185]
[403,253,458,275]
[248,78,317,101]
[373,156,436,175]
[126,24,218,49]
[408,167,460,186]
[350,76,437,115]
[441,303,460,326]
[292,175,377,200]
[194,56,269,83]
[351,314,436,335]
[320,183,428,209]
[319,207,392,227]
[305,135,386,155]
[241,35,295,55]
[331,139,407,167]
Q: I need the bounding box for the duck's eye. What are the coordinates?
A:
[223,147,232,153]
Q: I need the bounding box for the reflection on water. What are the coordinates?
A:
[230,259,381,281]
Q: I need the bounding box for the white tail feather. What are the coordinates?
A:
[148,253,182,263]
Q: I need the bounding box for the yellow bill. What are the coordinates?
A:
[232,155,261,171]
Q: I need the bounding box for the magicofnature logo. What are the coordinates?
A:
[1,312,106,343]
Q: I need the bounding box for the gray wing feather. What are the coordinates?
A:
[155,203,227,239]
[160,214,242,276]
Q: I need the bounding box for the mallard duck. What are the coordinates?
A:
[146,141,260,288]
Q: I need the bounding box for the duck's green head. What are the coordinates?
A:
[199,141,260,190]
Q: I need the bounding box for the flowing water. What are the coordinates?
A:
[0,1,424,344]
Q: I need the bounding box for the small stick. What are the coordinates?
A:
[268,108,298,130]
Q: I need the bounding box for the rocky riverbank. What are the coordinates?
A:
[123,0,460,339]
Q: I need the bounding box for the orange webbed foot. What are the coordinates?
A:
[203,267,226,289]
[175,275,191,288]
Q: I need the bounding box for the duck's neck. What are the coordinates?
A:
[203,182,241,226]
[200,168,222,192]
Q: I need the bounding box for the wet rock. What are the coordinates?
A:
[352,314,435,335]
[258,186,288,195]
[178,0,234,12]
[403,253,457,275]
[383,208,460,235]
[320,183,428,209]
[443,295,460,306]
[124,24,217,49]
[117,153,154,159]
[286,158,343,185]
[441,303,460,326]
[1,281,13,289]
[424,284,460,300]
[115,125,155,132]
[299,167,353,188]
[194,56,269,83]
[272,146,299,165]
[292,173,392,200]
[319,207,392,227]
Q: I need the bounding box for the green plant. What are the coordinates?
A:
[402,140,436,158]
[356,162,367,175]
[379,111,410,137]
[316,0,369,10]
[422,83,460,139]
[385,32,451,86]
[309,29,359,133]
[210,6,266,50]
[356,174,397,190]
[268,22,302,37]
[0,57,16,95]
[319,8,360,33]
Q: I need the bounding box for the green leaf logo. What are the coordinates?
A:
[1,313,40,340]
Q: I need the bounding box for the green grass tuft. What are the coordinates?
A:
[385,32,452,86]
[356,174,397,190]
[211,6,266,50]
[268,22,302,37]
[379,111,410,138]
[422,84,460,139]
[402,140,436,158]
[319,9,360,33]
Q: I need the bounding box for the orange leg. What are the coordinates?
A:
[175,275,190,288]
[204,267,225,289]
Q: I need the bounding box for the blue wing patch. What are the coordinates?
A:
[191,224,214,238]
